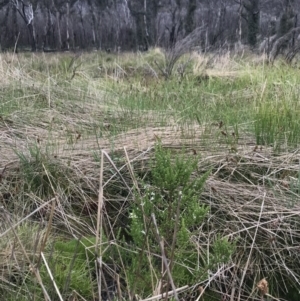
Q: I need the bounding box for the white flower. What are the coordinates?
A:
[129,212,137,219]
[150,192,155,201]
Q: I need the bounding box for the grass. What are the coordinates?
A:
[1,49,300,300]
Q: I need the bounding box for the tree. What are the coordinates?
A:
[128,0,149,51]
[242,0,260,48]
[210,0,228,47]
[185,0,196,35]
[278,0,296,46]
[10,0,37,51]
[65,0,70,50]
[87,0,99,49]
[167,0,183,49]
[0,0,298,54]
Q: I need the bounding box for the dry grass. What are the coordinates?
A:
[1,51,300,300]
[2,112,300,299]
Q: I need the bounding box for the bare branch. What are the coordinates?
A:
[23,2,33,25]
[269,26,300,62]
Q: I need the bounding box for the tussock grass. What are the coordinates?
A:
[1,50,300,300]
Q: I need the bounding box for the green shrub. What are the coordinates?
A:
[113,144,235,297]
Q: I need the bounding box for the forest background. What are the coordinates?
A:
[0,0,299,58]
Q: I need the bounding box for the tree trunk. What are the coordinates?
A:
[12,4,19,51]
[51,0,62,49]
[43,8,52,49]
[12,1,37,51]
[66,0,70,50]
[185,0,196,35]
[128,0,148,51]
[238,0,242,42]
[88,0,98,48]
[243,0,260,48]
[28,21,36,51]
[143,0,149,50]
[0,5,10,50]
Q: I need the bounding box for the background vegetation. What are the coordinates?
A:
[0,0,300,61]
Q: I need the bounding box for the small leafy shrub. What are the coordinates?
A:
[114,144,235,297]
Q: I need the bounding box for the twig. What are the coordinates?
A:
[169,193,182,272]
[71,290,89,301]
[36,197,55,268]
[151,213,179,301]
[124,146,140,194]
[1,208,51,301]
[96,150,104,300]
[194,265,235,301]
[0,198,55,239]
[13,32,20,61]
[41,252,64,301]
[102,150,132,192]
[140,285,189,301]
[237,192,266,301]
[36,163,57,269]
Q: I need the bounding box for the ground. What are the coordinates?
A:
[1,49,300,300]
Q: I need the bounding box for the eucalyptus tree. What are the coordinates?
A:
[87,0,99,48]
[10,0,38,51]
[185,0,196,35]
[242,0,260,48]
[128,0,149,50]
[0,0,298,53]
[166,0,184,48]
[50,0,76,50]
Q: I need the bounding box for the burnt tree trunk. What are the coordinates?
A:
[243,0,260,48]
[11,0,37,51]
[66,0,70,50]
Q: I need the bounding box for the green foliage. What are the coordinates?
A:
[118,75,255,127]
[1,234,99,300]
[15,145,71,198]
[116,144,235,297]
[53,236,97,261]
[152,144,200,191]
[254,96,300,151]
[40,237,98,300]
[0,222,47,300]
[210,235,236,267]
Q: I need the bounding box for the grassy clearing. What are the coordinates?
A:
[1,50,300,301]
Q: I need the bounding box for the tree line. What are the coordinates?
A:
[0,0,299,59]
